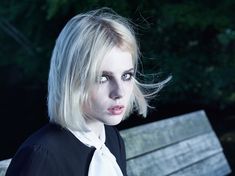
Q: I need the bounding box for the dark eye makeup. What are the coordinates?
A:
[97,69,134,84]
[99,75,109,84]
[121,72,133,81]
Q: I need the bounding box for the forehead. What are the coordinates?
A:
[100,47,133,72]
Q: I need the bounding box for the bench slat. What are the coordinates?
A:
[0,110,231,176]
[125,132,231,176]
[0,159,11,176]
[169,153,231,176]
[120,110,212,159]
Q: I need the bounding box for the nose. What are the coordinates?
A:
[109,80,124,100]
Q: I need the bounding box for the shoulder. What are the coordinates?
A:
[21,123,69,145]
[7,123,95,176]
[6,123,68,176]
[19,123,72,150]
[18,122,94,160]
[6,143,60,176]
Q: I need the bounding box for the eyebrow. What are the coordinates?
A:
[102,68,134,75]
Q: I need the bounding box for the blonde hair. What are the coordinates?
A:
[48,8,170,131]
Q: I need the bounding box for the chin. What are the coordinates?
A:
[104,115,123,126]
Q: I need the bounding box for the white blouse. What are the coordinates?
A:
[69,125,123,176]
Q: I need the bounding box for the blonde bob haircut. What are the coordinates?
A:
[48,8,170,131]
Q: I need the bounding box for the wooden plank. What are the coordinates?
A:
[169,153,231,176]
[1,110,231,176]
[120,110,213,159]
[126,132,229,176]
[0,159,11,176]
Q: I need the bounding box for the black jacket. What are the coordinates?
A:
[6,123,127,176]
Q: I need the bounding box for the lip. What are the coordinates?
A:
[107,105,125,115]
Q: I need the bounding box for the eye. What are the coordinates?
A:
[99,75,109,84]
[122,73,133,81]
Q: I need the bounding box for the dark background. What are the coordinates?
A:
[0,0,234,173]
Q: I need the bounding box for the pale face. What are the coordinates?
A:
[84,47,134,133]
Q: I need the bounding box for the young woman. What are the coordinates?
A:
[6,8,169,176]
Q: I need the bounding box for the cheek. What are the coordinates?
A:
[92,86,108,99]
[84,96,101,115]
[89,88,107,107]
[124,82,134,98]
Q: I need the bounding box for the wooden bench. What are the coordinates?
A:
[120,110,231,176]
[0,159,11,176]
[0,110,232,176]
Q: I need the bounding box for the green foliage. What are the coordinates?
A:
[135,1,235,110]
[46,0,69,19]
[161,3,230,30]
[0,0,235,111]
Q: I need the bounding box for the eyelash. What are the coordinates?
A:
[98,72,133,84]
[122,72,133,81]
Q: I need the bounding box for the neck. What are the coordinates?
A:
[85,117,104,139]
